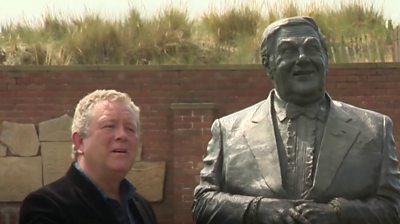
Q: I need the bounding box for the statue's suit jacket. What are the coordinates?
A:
[19,164,157,224]
[193,92,400,224]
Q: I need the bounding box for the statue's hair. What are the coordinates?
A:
[260,16,328,77]
[71,89,140,160]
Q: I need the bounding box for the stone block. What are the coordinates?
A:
[0,157,42,201]
[0,144,6,157]
[39,114,72,142]
[127,161,166,202]
[0,121,39,156]
[41,142,73,185]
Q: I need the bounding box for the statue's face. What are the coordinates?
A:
[270,25,327,106]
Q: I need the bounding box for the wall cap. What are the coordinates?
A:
[170,103,217,110]
[1,63,400,73]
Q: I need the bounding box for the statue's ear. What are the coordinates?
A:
[262,55,274,80]
[324,56,329,75]
[261,55,268,67]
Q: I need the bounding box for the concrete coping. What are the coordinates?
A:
[170,103,217,110]
[1,63,400,73]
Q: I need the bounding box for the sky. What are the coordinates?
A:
[0,0,399,27]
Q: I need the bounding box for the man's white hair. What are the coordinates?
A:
[71,89,140,160]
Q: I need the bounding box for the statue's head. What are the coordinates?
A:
[260,16,328,106]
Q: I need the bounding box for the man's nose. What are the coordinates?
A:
[115,126,128,140]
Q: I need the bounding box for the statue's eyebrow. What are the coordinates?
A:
[277,39,296,50]
[303,37,320,45]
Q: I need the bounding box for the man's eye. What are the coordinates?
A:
[103,124,115,129]
[127,127,136,133]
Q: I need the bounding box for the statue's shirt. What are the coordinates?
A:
[273,92,329,198]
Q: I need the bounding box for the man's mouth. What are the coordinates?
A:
[112,149,128,154]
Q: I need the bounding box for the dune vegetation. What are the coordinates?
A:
[0,0,396,65]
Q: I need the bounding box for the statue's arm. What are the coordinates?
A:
[192,119,304,224]
[192,119,255,224]
[328,115,400,224]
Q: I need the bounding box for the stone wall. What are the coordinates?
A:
[0,64,400,224]
[0,114,166,202]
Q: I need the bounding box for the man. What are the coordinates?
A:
[20,89,157,224]
[193,16,400,224]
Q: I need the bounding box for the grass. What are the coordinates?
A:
[0,0,395,65]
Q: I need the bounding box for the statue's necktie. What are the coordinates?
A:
[286,103,319,120]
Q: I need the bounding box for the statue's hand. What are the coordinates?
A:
[257,199,310,224]
[295,202,339,224]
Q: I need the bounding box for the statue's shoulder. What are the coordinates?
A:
[218,99,267,129]
[331,99,387,121]
[222,99,266,120]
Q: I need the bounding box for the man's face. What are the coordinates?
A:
[75,101,138,178]
[270,24,327,105]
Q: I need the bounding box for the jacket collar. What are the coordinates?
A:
[67,164,154,224]
[243,91,360,198]
[67,164,119,223]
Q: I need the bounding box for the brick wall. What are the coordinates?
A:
[0,63,400,224]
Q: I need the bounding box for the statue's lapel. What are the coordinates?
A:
[243,96,286,196]
[308,101,360,198]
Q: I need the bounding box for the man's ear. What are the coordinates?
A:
[72,132,84,155]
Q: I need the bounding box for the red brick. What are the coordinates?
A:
[2,65,400,224]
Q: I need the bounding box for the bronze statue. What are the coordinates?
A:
[192,16,400,224]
